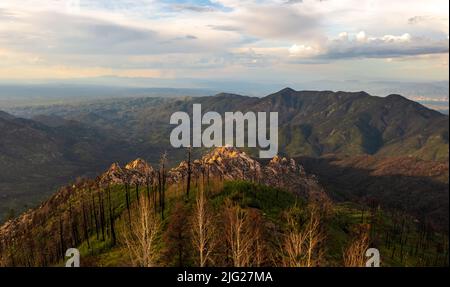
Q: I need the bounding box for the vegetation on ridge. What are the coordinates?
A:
[0,148,447,267]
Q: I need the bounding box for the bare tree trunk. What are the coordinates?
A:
[160,153,167,220]
[343,224,370,267]
[306,208,321,267]
[282,206,323,267]
[91,191,99,240]
[186,147,192,200]
[192,185,215,267]
[59,216,65,260]
[81,196,90,249]
[119,194,161,267]
[107,185,116,245]
[135,184,140,206]
[98,191,106,241]
[223,201,254,267]
[125,183,131,225]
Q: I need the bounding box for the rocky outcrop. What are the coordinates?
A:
[125,158,155,186]
[99,158,155,187]
[100,163,126,185]
[0,147,326,245]
[0,147,331,269]
[92,146,324,199]
[94,147,323,197]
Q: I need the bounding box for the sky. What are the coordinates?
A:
[0,0,448,88]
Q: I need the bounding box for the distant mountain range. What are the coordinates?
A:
[0,88,448,222]
[0,85,216,107]
[7,88,449,159]
[1,80,448,113]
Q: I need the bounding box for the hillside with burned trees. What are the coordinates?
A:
[1,89,448,224]
[0,147,447,267]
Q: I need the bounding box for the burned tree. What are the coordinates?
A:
[186,146,192,200]
[192,186,216,267]
[107,184,116,245]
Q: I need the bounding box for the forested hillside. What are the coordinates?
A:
[1,148,447,267]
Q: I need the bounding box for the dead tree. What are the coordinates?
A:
[160,153,167,220]
[282,206,324,267]
[81,195,90,249]
[91,191,99,240]
[186,147,192,200]
[343,224,370,267]
[223,200,254,267]
[119,194,161,267]
[107,185,116,245]
[135,184,140,206]
[98,190,106,241]
[125,180,132,225]
[192,186,215,267]
[59,216,65,260]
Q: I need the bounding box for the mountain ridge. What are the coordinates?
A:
[1,88,448,222]
[0,147,324,242]
[0,147,447,267]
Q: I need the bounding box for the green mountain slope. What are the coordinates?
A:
[10,89,447,161]
[250,89,449,160]
[1,88,448,222]
[0,111,131,221]
[298,155,449,231]
[0,148,447,267]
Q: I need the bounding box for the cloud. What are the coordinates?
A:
[0,0,448,82]
[0,10,233,56]
[356,31,367,43]
[0,8,17,20]
[409,16,434,25]
[320,32,449,60]
[0,12,157,55]
[233,5,323,40]
[408,15,448,27]
[285,0,303,4]
[208,24,241,32]
[286,31,448,63]
[0,65,164,80]
[289,44,320,57]
[170,4,217,13]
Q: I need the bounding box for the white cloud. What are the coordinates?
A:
[381,33,412,43]
[338,32,349,41]
[321,32,448,60]
[288,44,320,57]
[356,31,367,43]
[0,0,447,82]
